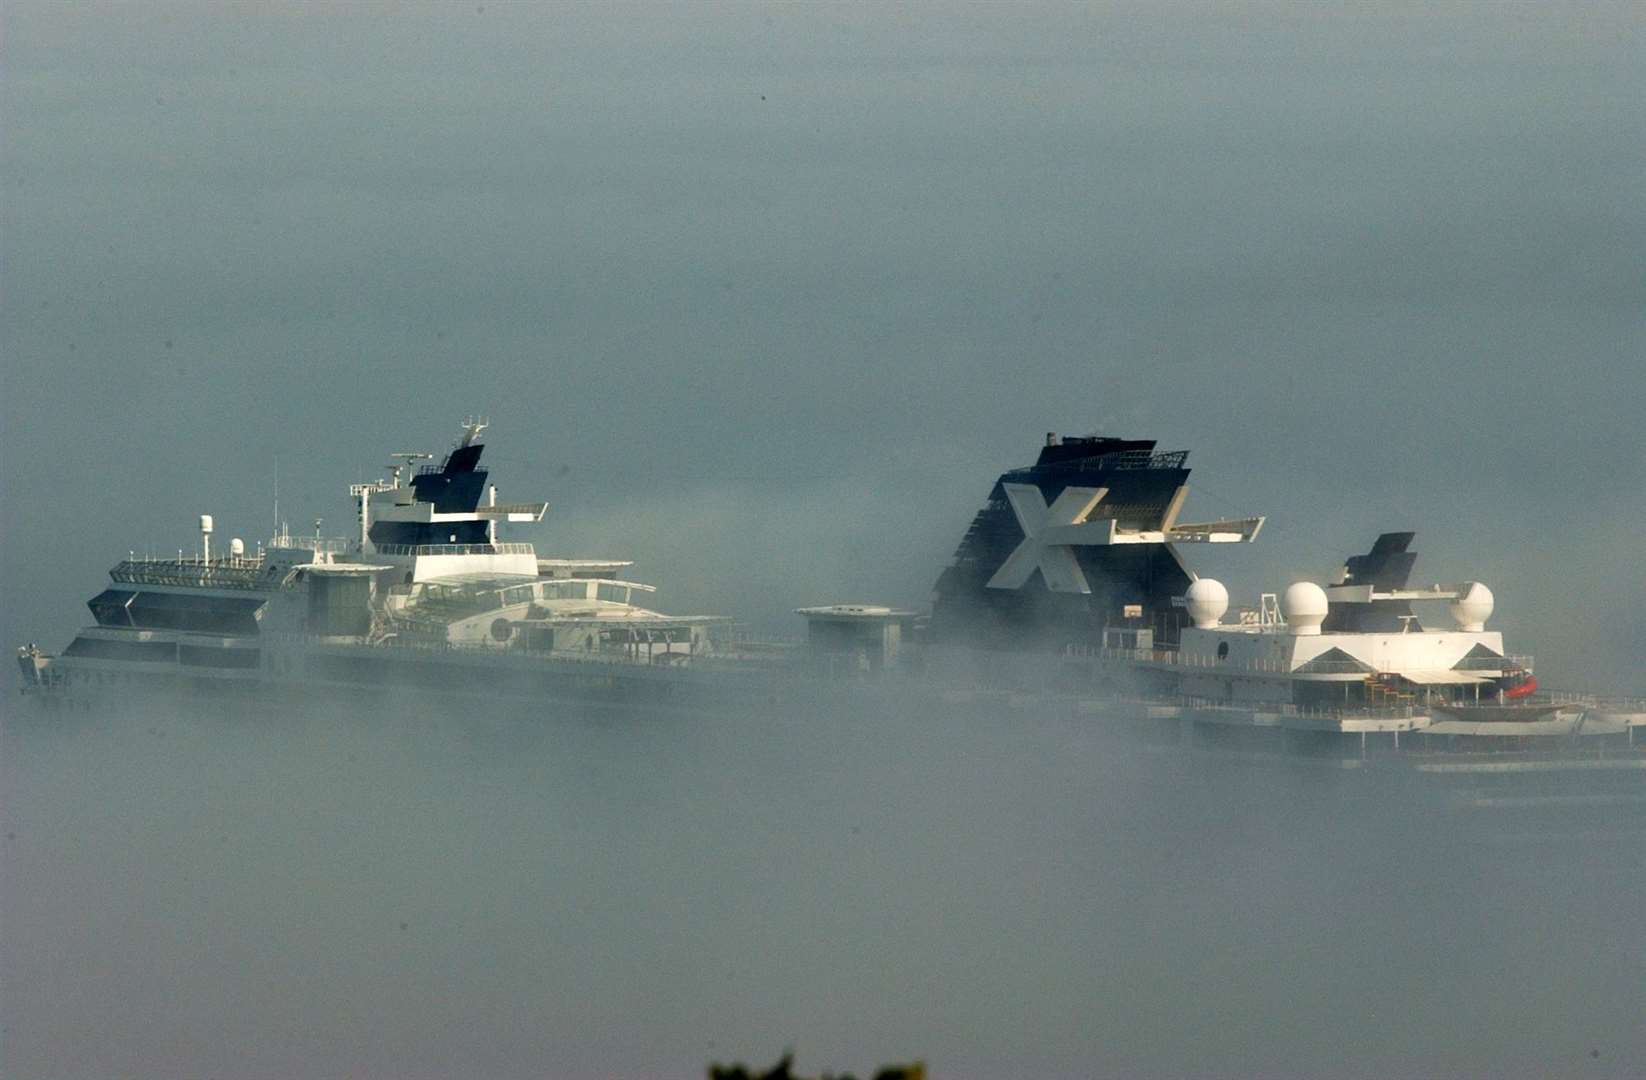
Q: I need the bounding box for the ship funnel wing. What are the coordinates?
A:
[1321,532,1421,633]
[476,502,549,522]
[1343,531,1418,590]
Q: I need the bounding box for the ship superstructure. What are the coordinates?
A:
[1071,532,1646,758]
[1113,533,1532,710]
[21,421,738,701]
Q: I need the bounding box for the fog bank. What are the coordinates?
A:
[4,696,1643,1078]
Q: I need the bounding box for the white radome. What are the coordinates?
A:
[1282,581,1329,635]
[1184,578,1229,629]
[1449,581,1493,631]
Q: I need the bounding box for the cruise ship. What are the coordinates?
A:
[15,420,779,712]
[920,432,1641,761]
[15,422,1644,768]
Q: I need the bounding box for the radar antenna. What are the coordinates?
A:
[387,451,433,486]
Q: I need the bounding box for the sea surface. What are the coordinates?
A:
[3,693,1643,1079]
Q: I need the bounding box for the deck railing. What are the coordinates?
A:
[1454,653,1535,673]
[1076,644,1301,674]
[373,542,536,557]
[1069,644,1531,679]
[1163,696,1421,721]
[1067,449,1190,471]
[110,558,276,590]
[272,536,354,554]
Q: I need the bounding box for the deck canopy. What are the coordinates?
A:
[1397,670,1494,685]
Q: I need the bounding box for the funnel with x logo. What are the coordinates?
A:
[985,483,1117,594]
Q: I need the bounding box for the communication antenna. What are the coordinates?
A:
[273,456,280,539]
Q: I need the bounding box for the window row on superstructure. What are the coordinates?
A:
[62,635,260,668]
[88,589,266,636]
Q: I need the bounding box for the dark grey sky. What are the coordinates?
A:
[4,2,1643,689]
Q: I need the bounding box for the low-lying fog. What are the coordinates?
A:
[4,694,1641,1079]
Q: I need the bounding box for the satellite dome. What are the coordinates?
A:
[1449,581,1493,631]
[1281,581,1329,635]
[1184,578,1229,629]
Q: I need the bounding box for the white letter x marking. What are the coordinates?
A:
[985,484,1111,594]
